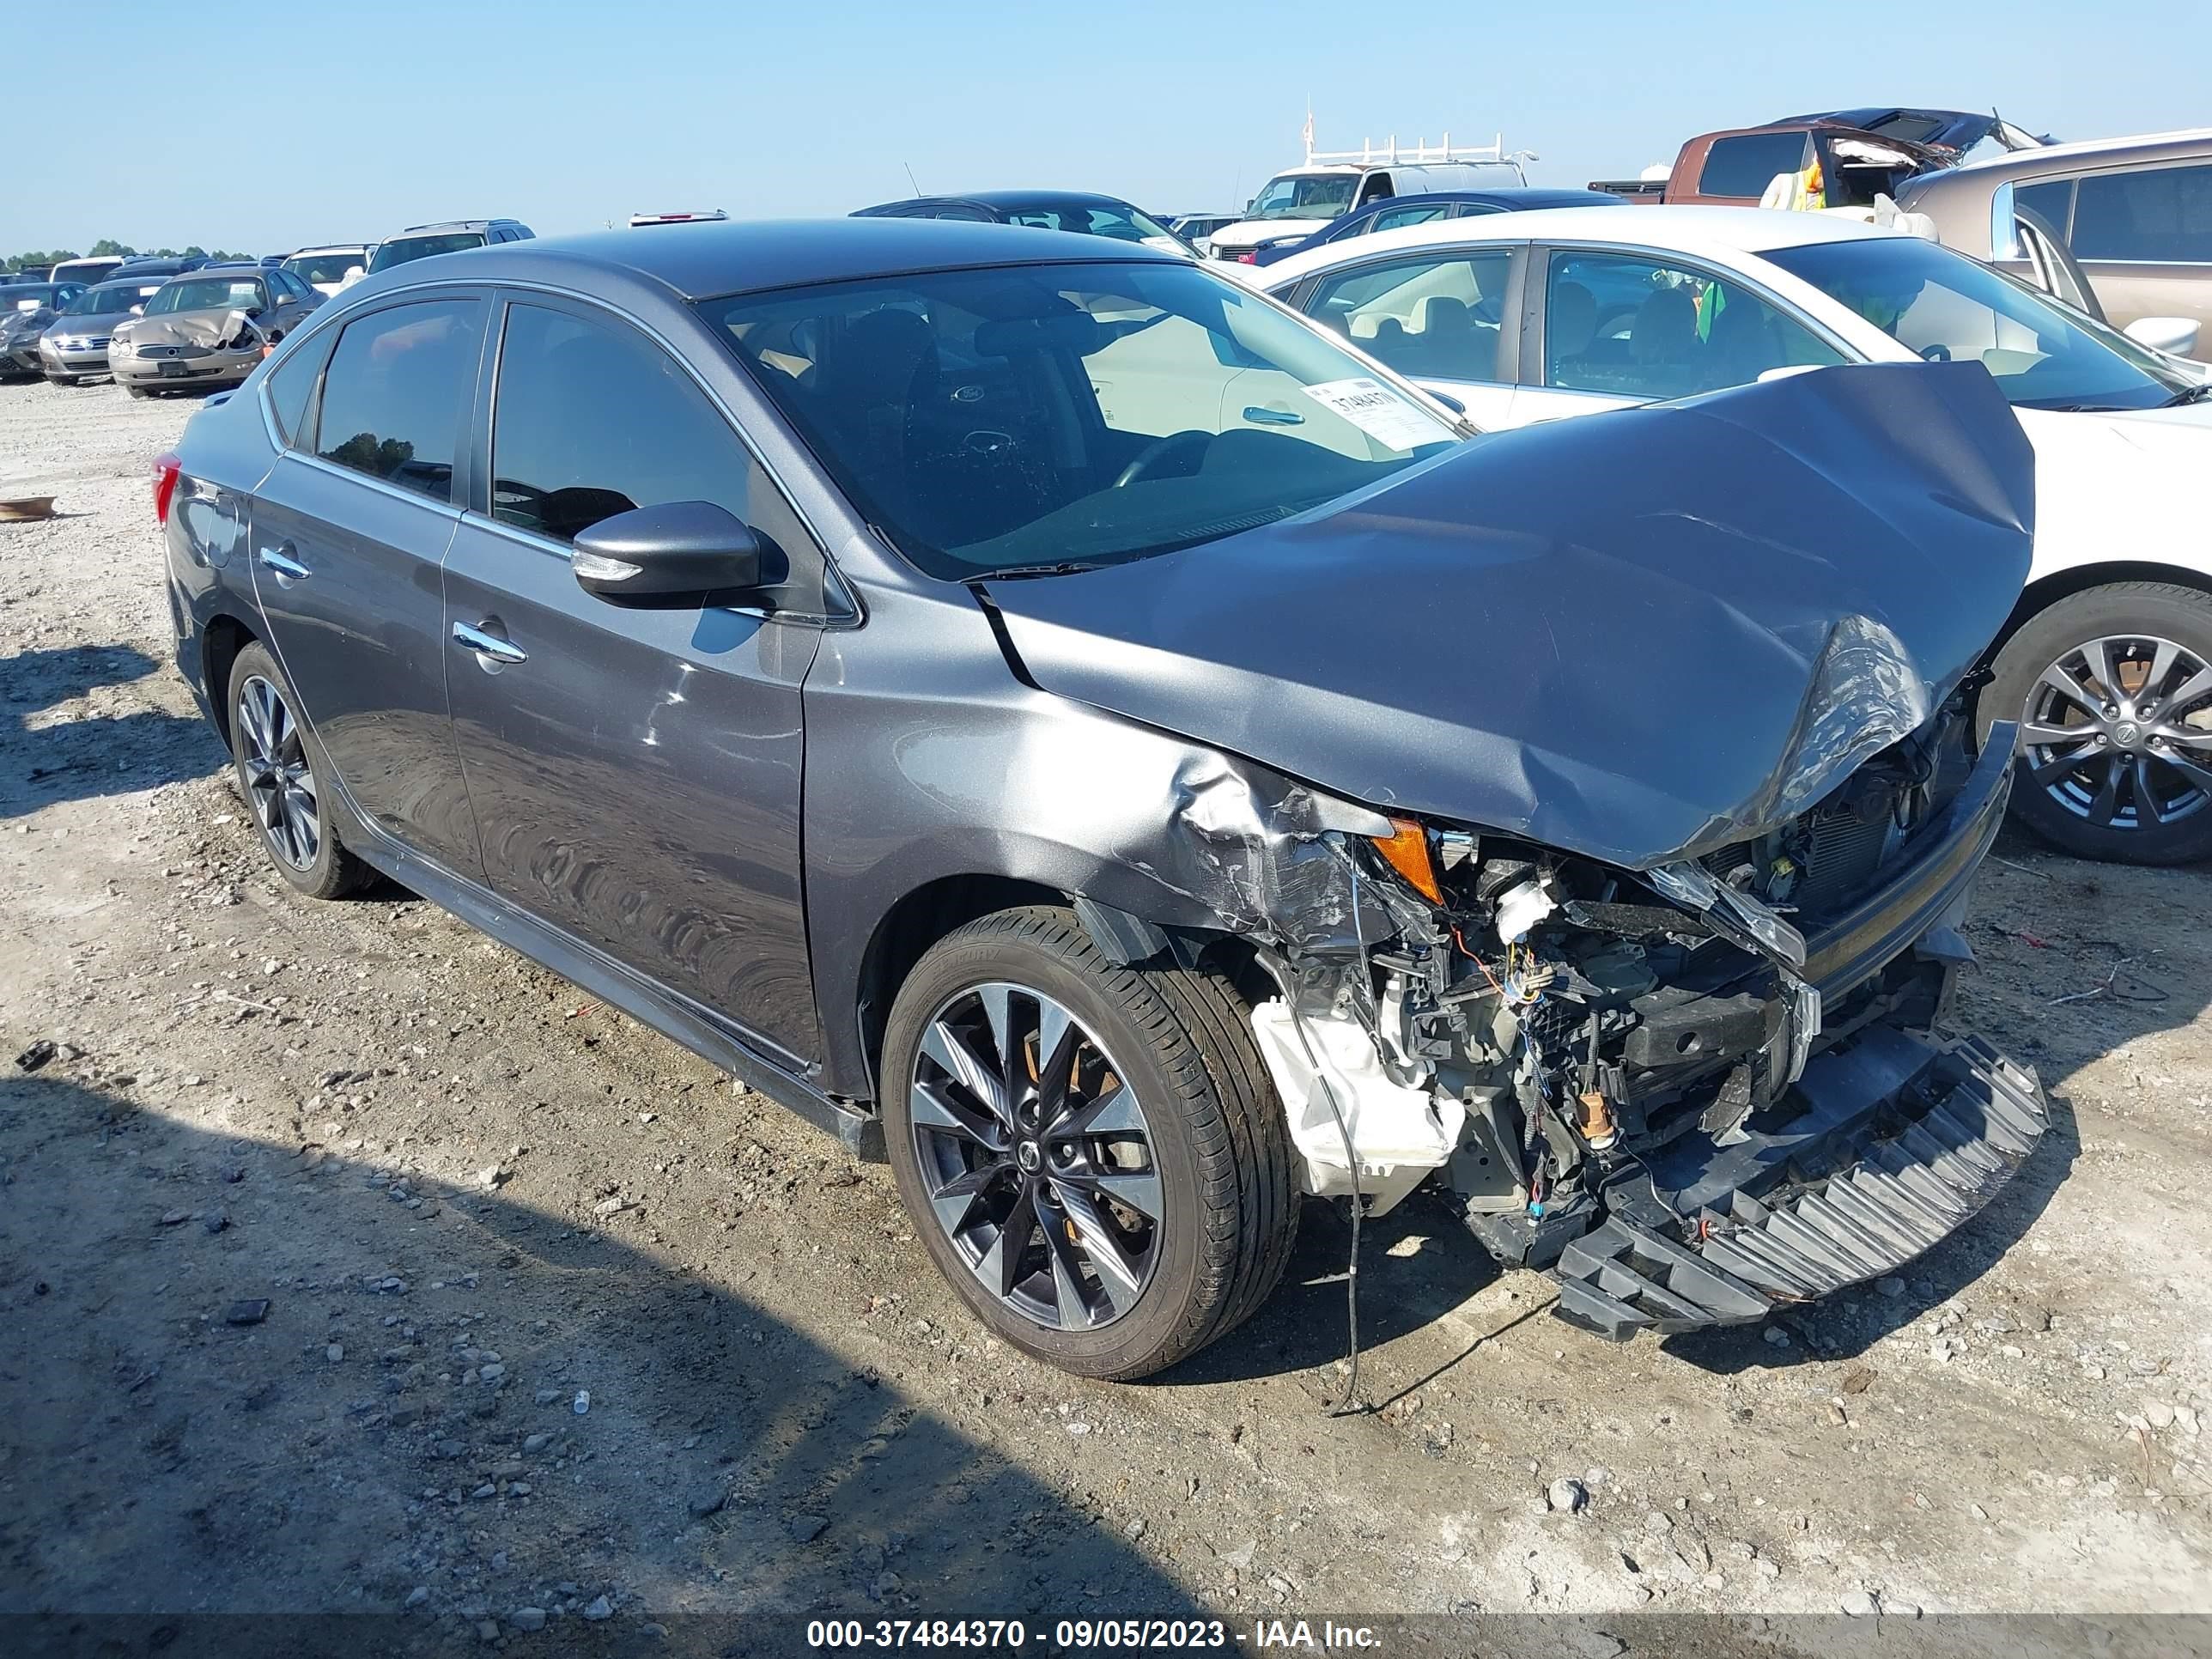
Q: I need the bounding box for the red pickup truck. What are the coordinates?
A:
[1590,108,2050,209]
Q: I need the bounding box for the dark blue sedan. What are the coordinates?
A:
[1245,186,1617,267]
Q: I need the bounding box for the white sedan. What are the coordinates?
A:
[1266,206,2212,866]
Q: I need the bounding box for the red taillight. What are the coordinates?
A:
[153,453,182,526]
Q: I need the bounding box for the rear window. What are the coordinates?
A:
[1698,131,1810,198]
[285,252,364,285]
[312,299,485,503]
[368,233,487,273]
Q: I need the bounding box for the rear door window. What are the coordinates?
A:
[1304,250,1516,383]
[313,299,485,503]
[1698,132,1810,198]
[2072,164,2212,263]
[1366,202,1455,234]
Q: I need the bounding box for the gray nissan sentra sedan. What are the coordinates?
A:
[160,219,2052,1378]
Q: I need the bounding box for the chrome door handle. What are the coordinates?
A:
[257,544,311,581]
[452,621,527,665]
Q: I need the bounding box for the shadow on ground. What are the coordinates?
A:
[0,1076,1206,1654]
[2,644,220,819]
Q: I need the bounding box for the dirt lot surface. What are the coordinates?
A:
[3,380,2209,1647]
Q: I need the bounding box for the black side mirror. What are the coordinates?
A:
[571,500,768,604]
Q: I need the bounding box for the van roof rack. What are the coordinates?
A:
[1302,132,1538,169]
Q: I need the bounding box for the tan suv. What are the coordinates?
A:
[1899,129,2212,362]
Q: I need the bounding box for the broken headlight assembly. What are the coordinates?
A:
[1243,691,2045,1340]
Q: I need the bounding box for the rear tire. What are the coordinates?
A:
[125,383,149,398]
[1983,582,2212,865]
[881,907,1297,1380]
[225,641,371,900]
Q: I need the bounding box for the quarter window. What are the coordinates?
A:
[1698,132,1810,199]
[2072,164,2212,263]
[489,302,753,544]
[1306,250,1516,383]
[265,328,337,446]
[1542,250,1843,401]
[313,299,484,504]
[2014,179,2075,240]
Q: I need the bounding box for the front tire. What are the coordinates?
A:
[1984,581,2212,865]
[881,907,1297,1380]
[225,641,370,899]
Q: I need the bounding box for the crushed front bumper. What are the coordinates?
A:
[1550,1027,2046,1338]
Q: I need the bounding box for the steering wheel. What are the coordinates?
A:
[1918,343,1952,362]
[1112,429,1212,489]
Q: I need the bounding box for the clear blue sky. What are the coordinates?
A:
[4,0,2204,255]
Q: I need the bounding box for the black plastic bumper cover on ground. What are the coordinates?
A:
[1550,1030,2048,1340]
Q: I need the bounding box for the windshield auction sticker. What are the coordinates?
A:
[1299,377,1441,451]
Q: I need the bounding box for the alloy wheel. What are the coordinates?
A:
[908,981,1163,1332]
[237,673,321,870]
[2021,634,2212,834]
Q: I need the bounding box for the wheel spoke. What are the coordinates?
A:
[2161,663,2212,714]
[1052,1080,1143,1139]
[1057,1164,1164,1224]
[1035,1186,1097,1330]
[2133,757,2166,825]
[2141,640,2179,702]
[980,1182,1039,1300]
[2029,744,2099,786]
[2086,755,2124,826]
[2019,719,2091,746]
[975,984,1023,1095]
[919,1020,1009,1128]
[2155,747,2212,796]
[1032,1000,1078,1118]
[2037,659,2100,714]
[2093,637,2125,707]
[1051,1182,1146,1313]
[909,1077,1005,1150]
[927,1158,1006,1237]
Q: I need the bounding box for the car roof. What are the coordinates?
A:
[1923,125,2212,179]
[288,244,368,255]
[155,267,266,285]
[392,221,507,237]
[1273,203,1893,274]
[1261,204,1893,285]
[348,217,1183,304]
[951,190,1145,210]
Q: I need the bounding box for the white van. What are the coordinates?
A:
[1206,136,1532,265]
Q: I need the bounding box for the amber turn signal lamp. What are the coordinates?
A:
[1370,817,1443,903]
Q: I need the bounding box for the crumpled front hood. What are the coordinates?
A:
[121,309,258,349]
[981,362,2034,870]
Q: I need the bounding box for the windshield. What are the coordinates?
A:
[1,285,60,307]
[705,260,1458,579]
[1000,201,1182,246]
[1763,236,2188,412]
[65,283,152,315]
[1247,173,1359,221]
[368,232,486,272]
[147,276,267,315]
[285,251,363,284]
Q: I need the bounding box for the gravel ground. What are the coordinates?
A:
[2,378,2209,1644]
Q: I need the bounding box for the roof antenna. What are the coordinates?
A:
[902,161,924,197]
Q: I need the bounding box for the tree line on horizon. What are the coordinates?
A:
[3,239,256,276]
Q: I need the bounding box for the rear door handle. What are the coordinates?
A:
[257,543,311,581]
[452,621,527,665]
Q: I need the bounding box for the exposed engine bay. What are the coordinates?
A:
[1222,690,2046,1336]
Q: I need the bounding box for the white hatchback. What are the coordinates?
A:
[1267,206,2212,865]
